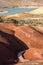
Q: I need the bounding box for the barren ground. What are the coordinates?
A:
[0,23,43,65]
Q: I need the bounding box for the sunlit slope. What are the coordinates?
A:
[0,23,43,60]
[30,7,43,14]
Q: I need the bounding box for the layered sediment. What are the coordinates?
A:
[0,23,43,61]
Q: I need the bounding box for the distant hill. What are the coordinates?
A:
[0,0,43,8]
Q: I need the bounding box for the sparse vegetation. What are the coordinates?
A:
[10,19,18,24]
[25,19,43,26]
[0,16,43,27]
[0,17,4,22]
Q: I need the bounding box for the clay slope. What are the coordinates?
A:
[0,23,43,61]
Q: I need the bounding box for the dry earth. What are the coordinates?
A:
[0,0,43,7]
[0,23,43,65]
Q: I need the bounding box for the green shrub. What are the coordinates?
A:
[10,19,18,24]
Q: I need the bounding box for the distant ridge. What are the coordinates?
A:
[0,0,43,8]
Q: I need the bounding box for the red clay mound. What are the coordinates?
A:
[0,23,43,61]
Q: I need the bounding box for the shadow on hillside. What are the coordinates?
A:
[0,30,29,65]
